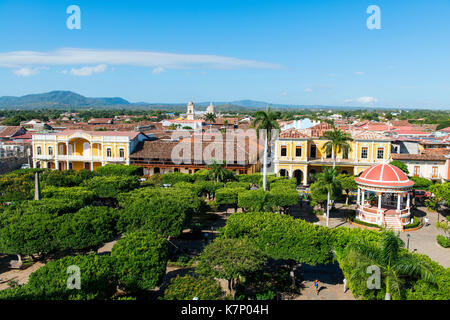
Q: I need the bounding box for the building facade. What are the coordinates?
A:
[274,127,392,185]
[32,130,148,171]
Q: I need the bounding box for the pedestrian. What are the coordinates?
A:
[204,232,209,243]
[299,197,303,208]
[343,278,347,293]
[313,280,320,295]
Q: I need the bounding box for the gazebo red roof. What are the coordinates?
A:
[355,163,414,188]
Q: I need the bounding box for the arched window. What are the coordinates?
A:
[48,146,53,156]
[106,148,112,157]
[37,146,42,155]
[119,148,125,158]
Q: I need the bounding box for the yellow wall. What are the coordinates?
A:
[277,139,391,162]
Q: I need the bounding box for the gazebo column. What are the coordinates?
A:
[361,189,365,206]
[397,193,401,211]
[406,192,410,211]
[378,193,382,210]
[357,188,361,206]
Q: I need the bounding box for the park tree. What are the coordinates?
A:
[322,129,353,168]
[0,213,59,260]
[111,231,170,293]
[163,275,225,300]
[221,212,332,287]
[82,176,140,198]
[0,253,118,300]
[161,172,193,185]
[94,164,143,177]
[337,174,357,205]
[196,238,266,298]
[252,107,280,191]
[118,192,199,237]
[390,160,409,175]
[215,187,246,212]
[410,176,433,190]
[207,161,234,183]
[57,206,119,251]
[238,190,272,212]
[337,231,434,300]
[269,187,299,214]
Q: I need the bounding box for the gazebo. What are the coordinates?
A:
[354,163,415,231]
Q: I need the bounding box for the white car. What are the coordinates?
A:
[20,164,30,169]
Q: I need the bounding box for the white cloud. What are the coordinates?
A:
[357,96,378,104]
[69,64,107,76]
[152,67,165,74]
[0,48,281,71]
[346,96,379,105]
[12,67,40,77]
[304,88,313,93]
[355,71,365,75]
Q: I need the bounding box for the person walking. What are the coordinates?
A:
[313,280,320,296]
[343,278,347,293]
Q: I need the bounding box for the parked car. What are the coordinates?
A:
[20,164,30,169]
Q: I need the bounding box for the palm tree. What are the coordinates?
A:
[204,113,216,133]
[342,232,435,300]
[252,107,280,191]
[316,167,341,227]
[207,160,229,183]
[322,129,353,168]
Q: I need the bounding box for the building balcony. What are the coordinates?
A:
[34,155,126,163]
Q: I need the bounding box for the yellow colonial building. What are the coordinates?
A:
[32,130,148,171]
[274,127,392,186]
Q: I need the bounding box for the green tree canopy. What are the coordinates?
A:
[390,160,409,175]
[163,275,225,300]
[111,230,170,292]
[196,238,267,296]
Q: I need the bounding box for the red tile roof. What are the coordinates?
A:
[355,164,414,188]
[279,128,309,139]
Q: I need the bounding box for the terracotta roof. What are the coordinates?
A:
[279,128,309,139]
[305,123,334,137]
[367,124,389,131]
[393,129,431,135]
[355,164,414,188]
[88,118,113,124]
[39,130,142,139]
[391,120,411,127]
[130,135,261,165]
[392,150,448,161]
[439,127,450,133]
[350,130,391,141]
[0,126,25,138]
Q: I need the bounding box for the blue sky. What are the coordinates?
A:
[0,0,449,109]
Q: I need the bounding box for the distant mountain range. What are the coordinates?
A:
[0,90,396,111]
[0,91,129,109]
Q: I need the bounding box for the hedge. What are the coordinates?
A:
[0,254,118,300]
[163,275,226,300]
[111,230,169,292]
[82,176,140,198]
[94,164,143,177]
[437,235,450,248]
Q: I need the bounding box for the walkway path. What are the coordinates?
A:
[0,261,44,291]
[398,208,449,268]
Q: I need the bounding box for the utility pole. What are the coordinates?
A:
[34,171,41,200]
